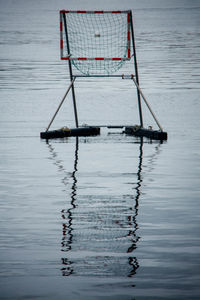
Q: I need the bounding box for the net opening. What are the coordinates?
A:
[60,10,132,76]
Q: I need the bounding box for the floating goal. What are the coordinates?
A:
[40,10,167,140]
[60,10,132,76]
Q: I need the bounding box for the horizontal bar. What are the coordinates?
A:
[60,10,131,14]
[73,74,135,78]
[61,57,130,61]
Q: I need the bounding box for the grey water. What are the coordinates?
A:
[0,0,200,299]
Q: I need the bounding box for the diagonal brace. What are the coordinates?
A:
[46,78,76,132]
[131,76,163,132]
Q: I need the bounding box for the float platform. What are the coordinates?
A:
[40,125,167,140]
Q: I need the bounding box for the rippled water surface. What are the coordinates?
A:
[0,0,200,299]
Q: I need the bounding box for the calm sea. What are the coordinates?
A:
[0,0,200,299]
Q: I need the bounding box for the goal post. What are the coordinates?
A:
[59,10,133,76]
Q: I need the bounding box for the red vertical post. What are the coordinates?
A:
[60,11,64,59]
[127,12,131,58]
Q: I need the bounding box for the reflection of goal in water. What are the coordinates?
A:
[58,137,143,278]
[46,134,162,278]
[40,10,167,140]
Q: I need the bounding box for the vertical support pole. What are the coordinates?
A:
[129,11,143,128]
[62,12,79,128]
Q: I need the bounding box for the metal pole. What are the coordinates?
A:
[62,12,79,128]
[46,78,76,132]
[131,76,163,132]
[130,11,143,128]
[73,74,128,78]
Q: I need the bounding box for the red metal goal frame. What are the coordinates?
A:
[59,10,131,61]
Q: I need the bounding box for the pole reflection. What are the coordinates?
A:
[127,138,143,277]
[61,137,79,276]
[46,137,161,278]
[61,137,78,252]
[46,138,79,276]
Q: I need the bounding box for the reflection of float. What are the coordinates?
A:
[47,137,161,278]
